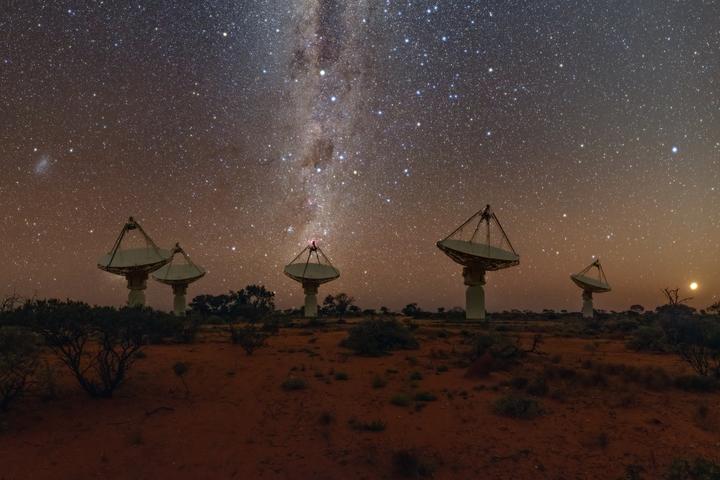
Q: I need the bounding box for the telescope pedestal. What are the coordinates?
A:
[581,290,594,318]
[303,282,319,318]
[172,284,188,316]
[464,266,486,321]
[127,272,148,308]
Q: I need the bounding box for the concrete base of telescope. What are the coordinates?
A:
[172,284,188,316]
[126,272,148,308]
[303,282,319,318]
[463,266,486,321]
[581,290,594,318]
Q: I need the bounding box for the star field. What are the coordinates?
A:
[1,1,719,312]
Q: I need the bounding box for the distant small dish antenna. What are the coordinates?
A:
[97,217,173,307]
[437,205,519,321]
[570,259,611,318]
[283,241,340,318]
[152,243,206,316]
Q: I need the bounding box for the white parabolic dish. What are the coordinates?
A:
[153,262,206,286]
[98,247,173,275]
[571,273,611,293]
[284,263,339,284]
[437,238,519,271]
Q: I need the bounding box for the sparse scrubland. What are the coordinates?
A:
[1,291,720,479]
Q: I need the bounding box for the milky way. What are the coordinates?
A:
[1,1,719,313]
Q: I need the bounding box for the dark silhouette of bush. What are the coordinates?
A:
[190,285,275,323]
[674,375,720,393]
[392,449,436,478]
[627,325,668,352]
[229,325,267,355]
[322,293,355,321]
[467,332,524,371]
[281,377,307,391]
[661,316,720,377]
[665,457,720,479]
[0,327,39,411]
[493,394,543,419]
[13,300,155,398]
[340,319,419,356]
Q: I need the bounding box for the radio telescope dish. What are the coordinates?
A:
[152,243,206,316]
[98,217,172,307]
[437,205,519,321]
[283,241,340,318]
[570,259,611,318]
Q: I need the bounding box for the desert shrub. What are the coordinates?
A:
[172,362,190,398]
[372,375,387,389]
[340,319,419,356]
[409,371,423,381]
[665,457,720,479]
[414,391,437,402]
[509,376,529,390]
[436,364,449,373]
[334,371,349,381]
[392,449,436,478]
[0,327,39,411]
[391,393,412,407]
[661,316,720,377]
[627,326,668,352]
[674,375,720,393]
[526,376,549,397]
[318,411,335,425]
[230,325,267,355]
[493,394,543,419]
[467,332,523,370]
[349,418,386,432]
[23,300,149,398]
[281,377,307,391]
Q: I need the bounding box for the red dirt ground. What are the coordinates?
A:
[1,324,719,479]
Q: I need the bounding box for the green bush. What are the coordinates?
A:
[627,326,668,352]
[392,449,436,478]
[340,319,419,356]
[334,372,349,381]
[0,327,39,411]
[665,457,720,479]
[414,391,437,402]
[674,375,720,392]
[349,418,386,432]
[661,316,720,377]
[21,300,150,398]
[372,375,387,389]
[391,393,412,407]
[230,325,267,355]
[526,376,549,397]
[493,394,543,419]
[468,332,523,370]
[281,377,307,391]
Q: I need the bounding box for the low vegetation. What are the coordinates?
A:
[392,449,436,478]
[493,394,543,419]
[0,327,39,411]
[229,325,268,355]
[281,377,307,391]
[340,318,419,356]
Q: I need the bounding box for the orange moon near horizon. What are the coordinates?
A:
[690,282,699,291]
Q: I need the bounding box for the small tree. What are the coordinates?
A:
[230,326,267,355]
[0,327,39,411]
[27,300,150,398]
[629,304,645,314]
[401,303,422,318]
[323,293,355,321]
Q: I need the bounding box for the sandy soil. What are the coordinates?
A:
[1,323,719,479]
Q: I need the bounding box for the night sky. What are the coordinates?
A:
[2,1,719,313]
